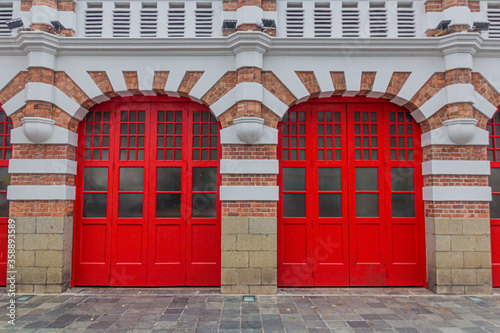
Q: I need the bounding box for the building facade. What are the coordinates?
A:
[0,0,499,294]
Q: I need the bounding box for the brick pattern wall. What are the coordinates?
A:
[262,71,296,106]
[423,175,488,187]
[425,202,489,219]
[55,72,95,110]
[296,72,320,98]
[468,1,480,12]
[262,0,276,11]
[407,72,445,111]
[32,0,56,9]
[222,174,276,186]
[472,73,500,107]
[10,201,74,217]
[0,72,28,106]
[223,0,237,11]
[57,0,75,11]
[358,72,376,96]
[12,144,76,160]
[202,71,238,106]
[88,72,119,98]
[152,71,169,95]
[382,72,411,100]
[10,174,75,186]
[442,0,468,10]
[425,1,442,12]
[222,145,276,160]
[222,202,277,218]
[21,1,32,11]
[178,72,204,97]
[123,71,142,96]
[237,0,261,8]
[330,72,347,96]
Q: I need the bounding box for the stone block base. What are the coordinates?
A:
[14,217,73,294]
[221,217,277,294]
[426,217,492,295]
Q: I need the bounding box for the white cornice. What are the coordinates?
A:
[1,31,498,59]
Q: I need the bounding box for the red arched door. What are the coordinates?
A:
[488,111,500,287]
[0,109,11,286]
[278,98,425,287]
[73,97,220,287]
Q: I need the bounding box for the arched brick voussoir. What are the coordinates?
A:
[9,102,81,133]
[472,72,500,117]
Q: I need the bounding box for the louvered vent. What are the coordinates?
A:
[342,3,359,37]
[0,2,13,36]
[369,3,387,37]
[113,2,131,37]
[195,2,212,37]
[397,2,416,37]
[488,3,500,38]
[286,2,304,37]
[315,2,331,37]
[168,2,185,37]
[85,3,103,37]
[141,2,157,37]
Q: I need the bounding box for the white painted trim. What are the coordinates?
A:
[220,159,279,174]
[2,89,27,116]
[236,82,263,103]
[420,127,488,147]
[27,50,56,70]
[273,69,309,103]
[11,126,78,146]
[442,6,472,27]
[444,52,473,71]
[7,185,76,200]
[25,82,87,120]
[58,11,77,32]
[220,124,277,144]
[211,88,236,117]
[423,186,491,201]
[8,159,77,175]
[236,6,263,26]
[30,5,58,25]
[473,91,498,119]
[219,186,279,201]
[262,89,288,119]
[422,160,491,175]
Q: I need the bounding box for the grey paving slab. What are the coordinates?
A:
[0,289,498,332]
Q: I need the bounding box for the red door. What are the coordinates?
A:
[0,109,12,286]
[278,98,425,287]
[488,111,500,287]
[73,97,220,287]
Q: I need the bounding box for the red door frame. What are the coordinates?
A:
[0,108,11,286]
[488,110,500,287]
[73,96,221,287]
[277,97,425,287]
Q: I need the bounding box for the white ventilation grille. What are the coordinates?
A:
[0,2,13,37]
[195,2,212,37]
[488,3,500,39]
[168,2,185,37]
[113,2,131,37]
[397,2,416,37]
[140,2,157,37]
[314,2,331,37]
[286,2,304,37]
[369,3,387,37]
[342,3,359,37]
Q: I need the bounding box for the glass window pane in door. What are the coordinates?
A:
[391,168,414,191]
[490,169,500,192]
[157,168,181,191]
[392,193,415,217]
[319,193,342,217]
[84,167,108,191]
[491,194,500,218]
[319,168,341,191]
[118,193,143,217]
[119,168,144,191]
[355,168,378,190]
[192,167,217,192]
[157,193,181,217]
[283,168,306,191]
[192,193,217,218]
[283,194,306,217]
[356,193,378,217]
[83,193,107,218]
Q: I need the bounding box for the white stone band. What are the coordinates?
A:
[420,127,488,147]
[7,185,76,200]
[220,159,279,174]
[11,125,78,146]
[9,159,77,175]
[220,186,279,201]
[423,186,492,201]
[422,160,490,176]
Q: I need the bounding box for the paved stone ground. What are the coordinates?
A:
[0,288,499,332]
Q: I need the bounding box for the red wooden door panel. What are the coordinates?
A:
[347,104,387,286]
[278,98,424,287]
[487,111,500,287]
[74,98,220,287]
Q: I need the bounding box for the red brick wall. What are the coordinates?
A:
[262,71,296,106]
[0,72,28,105]
[424,175,488,187]
[222,201,276,217]
[203,71,237,106]
[296,72,320,98]
[178,72,204,97]
[222,145,276,160]
[10,200,74,217]
[12,145,76,160]
[358,72,376,96]
[423,145,486,162]
[10,174,75,186]
[222,174,276,186]
[382,72,411,100]
[153,71,169,95]
[330,72,347,96]
[425,202,488,218]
